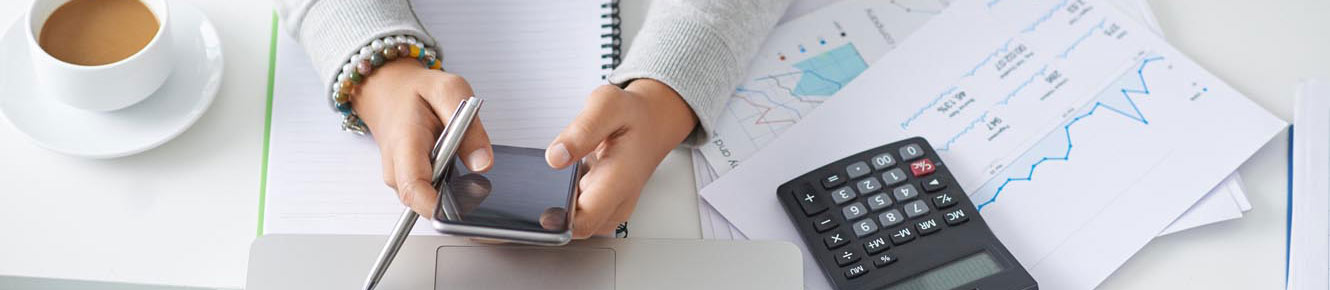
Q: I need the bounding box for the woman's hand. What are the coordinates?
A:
[355,59,494,219]
[546,79,698,239]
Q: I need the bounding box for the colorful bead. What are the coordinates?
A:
[383,47,398,60]
[430,59,443,70]
[358,47,372,59]
[356,59,372,76]
[409,45,421,58]
[334,91,350,104]
[369,52,386,67]
[339,79,352,92]
[395,44,410,58]
[335,101,353,114]
[349,70,362,83]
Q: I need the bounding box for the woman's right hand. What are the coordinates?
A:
[354,58,493,219]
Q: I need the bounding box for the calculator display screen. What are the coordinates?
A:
[438,145,577,233]
[886,252,1005,290]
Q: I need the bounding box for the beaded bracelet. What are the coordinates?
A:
[330,35,444,134]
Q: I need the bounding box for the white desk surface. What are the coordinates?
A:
[0,0,1326,289]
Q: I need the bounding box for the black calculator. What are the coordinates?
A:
[777,137,1036,290]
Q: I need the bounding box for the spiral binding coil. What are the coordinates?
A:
[599,0,621,80]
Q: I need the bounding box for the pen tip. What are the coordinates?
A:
[363,280,377,290]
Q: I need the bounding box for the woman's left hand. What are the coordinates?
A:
[544,79,697,239]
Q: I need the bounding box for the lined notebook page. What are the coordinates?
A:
[264,1,612,235]
[417,0,612,148]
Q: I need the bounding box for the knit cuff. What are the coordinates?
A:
[608,17,742,147]
[295,0,436,89]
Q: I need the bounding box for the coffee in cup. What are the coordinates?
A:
[38,0,159,66]
[26,0,173,112]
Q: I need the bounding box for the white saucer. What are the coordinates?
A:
[0,2,223,159]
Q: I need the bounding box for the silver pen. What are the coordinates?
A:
[363,97,484,290]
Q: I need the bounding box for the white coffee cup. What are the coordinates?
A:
[25,0,172,112]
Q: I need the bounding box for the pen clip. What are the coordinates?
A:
[430,97,483,185]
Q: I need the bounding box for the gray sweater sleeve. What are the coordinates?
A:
[274,0,437,89]
[608,0,794,146]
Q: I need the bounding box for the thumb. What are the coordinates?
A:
[547,85,628,168]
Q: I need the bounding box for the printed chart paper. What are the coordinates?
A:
[700,0,1285,289]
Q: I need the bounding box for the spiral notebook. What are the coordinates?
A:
[260,0,620,235]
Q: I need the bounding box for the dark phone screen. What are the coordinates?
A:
[437,145,577,233]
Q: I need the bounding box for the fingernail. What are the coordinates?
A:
[468,147,492,171]
[547,143,571,167]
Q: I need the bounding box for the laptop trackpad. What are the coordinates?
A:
[435,246,615,290]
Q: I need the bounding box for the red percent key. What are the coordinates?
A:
[909,158,936,177]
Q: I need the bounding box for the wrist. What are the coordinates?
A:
[624,79,698,145]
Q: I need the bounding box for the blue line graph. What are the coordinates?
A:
[903,0,1073,130]
[751,71,834,104]
[976,56,1164,211]
[940,112,989,151]
[1022,0,1071,33]
[1059,19,1105,59]
[999,65,1050,105]
[735,87,805,119]
[965,39,1015,77]
[721,43,870,146]
[900,86,960,129]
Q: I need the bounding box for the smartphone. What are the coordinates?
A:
[431,145,580,245]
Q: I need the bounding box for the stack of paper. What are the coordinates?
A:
[696,0,1286,289]
[1287,79,1330,290]
[694,0,1254,241]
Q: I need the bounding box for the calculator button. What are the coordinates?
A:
[916,218,942,235]
[846,161,872,179]
[944,208,970,225]
[862,236,890,254]
[899,144,925,160]
[812,215,838,233]
[870,152,897,170]
[878,209,905,228]
[830,186,857,205]
[835,248,862,266]
[825,231,849,249]
[932,192,958,209]
[852,219,879,237]
[880,168,907,186]
[921,176,946,192]
[842,202,868,221]
[909,158,937,177]
[889,226,916,245]
[790,184,828,216]
[821,173,846,189]
[866,193,893,211]
[892,184,920,201]
[854,177,882,194]
[845,264,869,279]
[873,254,898,268]
[903,200,931,218]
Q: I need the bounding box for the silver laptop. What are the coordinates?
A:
[246,234,802,290]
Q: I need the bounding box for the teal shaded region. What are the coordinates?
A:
[791,44,869,96]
